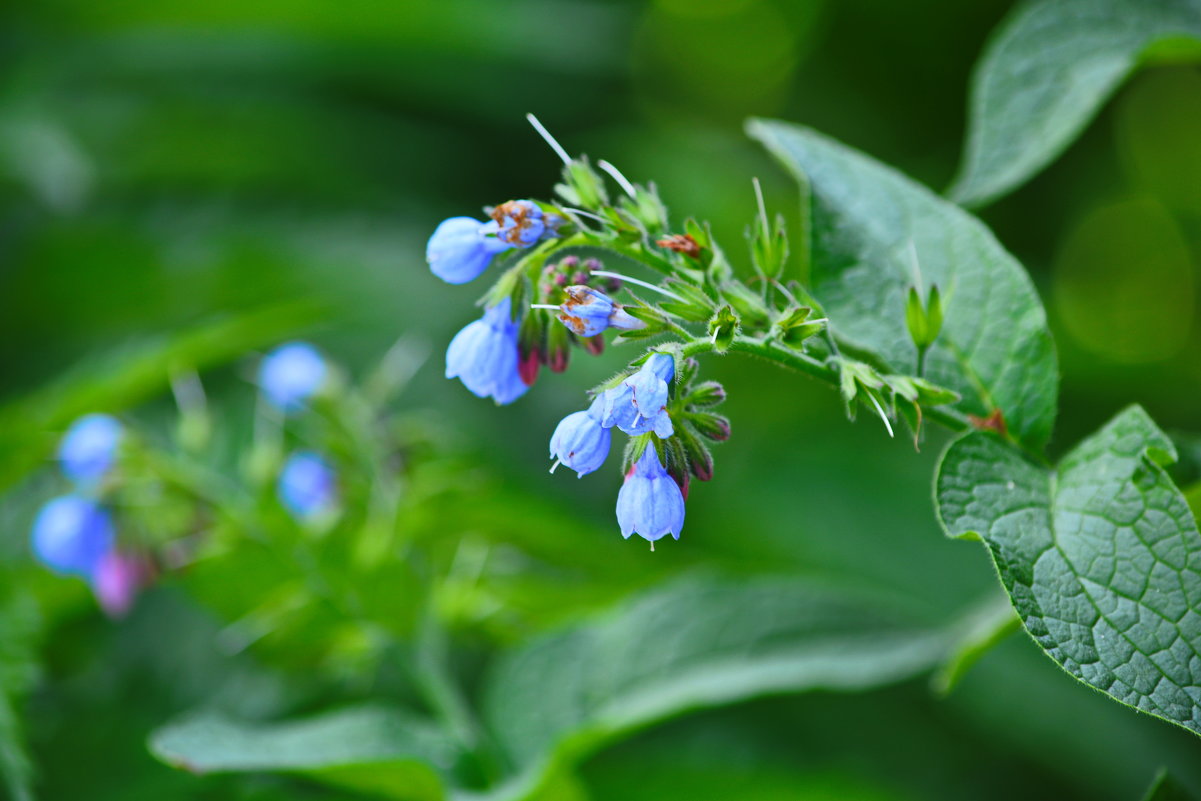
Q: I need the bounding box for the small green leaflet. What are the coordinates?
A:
[950,0,1201,208]
[937,406,1201,737]
[748,119,1058,451]
[149,705,458,800]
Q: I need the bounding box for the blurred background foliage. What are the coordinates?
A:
[2,0,1201,799]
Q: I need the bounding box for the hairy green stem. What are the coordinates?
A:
[682,336,973,434]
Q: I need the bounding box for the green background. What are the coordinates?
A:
[3,0,1201,798]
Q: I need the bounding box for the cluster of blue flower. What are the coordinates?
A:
[257,342,339,522]
[30,414,143,616]
[29,343,343,614]
[429,196,726,546]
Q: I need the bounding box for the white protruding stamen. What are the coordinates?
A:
[561,207,608,223]
[589,269,686,302]
[753,177,769,233]
[530,304,561,311]
[867,392,895,438]
[549,459,562,474]
[526,113,572,166]
[598,159,637,198]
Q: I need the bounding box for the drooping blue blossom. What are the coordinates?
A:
[492,200,546,247]
[556,285,647,338]
[278,451,338,521]
[426,216,513,284]
[31,495,115,577]
[258,342,328,412]
[549,396,611,477]
[616,446,686,542]
[58,413,123,485]
[445,297,530,404]
[599,353,674,437]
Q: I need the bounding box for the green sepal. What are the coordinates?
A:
[773,305,826,349]
[750,210,790,279]
[560,157,609,211]
[619,184,669,234]
[905,286,928,347]
[882,374,959,407]
[707,305,739,353]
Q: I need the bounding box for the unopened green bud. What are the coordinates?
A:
[688,412,731,442]
[905,284,944,350]
[720,281,771,329]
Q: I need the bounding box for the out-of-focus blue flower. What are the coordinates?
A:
[445,297,530,404]
[278,451,337,521]
[92,550,145,618]
[599,353,674,437]
[616,447,685,542]
[31,495,114,577]
[258,342,327,412]
[58,413,123,485]
[555,285,646,337]
[492,200,545,247]
[427,216,513,284]
[549,396,611,477]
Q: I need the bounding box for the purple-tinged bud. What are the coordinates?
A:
[258,342,328,413]
[556,286,647,338]
[427,216,512,284]
[58,413,123,485]
[446,298,531,404]
[559,255,580,270]
[553,273,569,288]
[31,495,114,577]
[278,451,338,521]
[491,200,546,247]
[571,272,589,286]
[549,397,611,478]
[519,350,541,386]
[677,425,714,482]
[547,322,571,373]
[689,412,731,442]
[583,335,604,356]
[92,550,147,618]
[616,447,685,542]
[583,258,602,273]
[687,381,726,408]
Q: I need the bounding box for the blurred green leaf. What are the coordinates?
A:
[1141,769,1198,801]
[931,589,1020,695]
[748,119,1058,451]
[0,302,320,493]
[937,406,1201,737]
[480,574,956,801]
[949,0,1201,208]
[149,705,457,800]
[0,571,38,801]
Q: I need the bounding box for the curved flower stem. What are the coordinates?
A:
[681,336,973,434]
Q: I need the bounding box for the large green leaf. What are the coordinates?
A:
[937,405,1201,737]
[478,574,956,801]
[748,119,1058,450]
[950,0,1201,208]
[149,705,458,800]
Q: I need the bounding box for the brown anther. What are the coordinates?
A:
[968,408,1009,439]
[656,233,702,259]
[491,200,535,246]
[557,311,588,336]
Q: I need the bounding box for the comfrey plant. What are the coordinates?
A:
[429,115,955,547]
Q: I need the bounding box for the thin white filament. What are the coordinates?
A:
[589,269,686,302]
[526,113,572,166]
